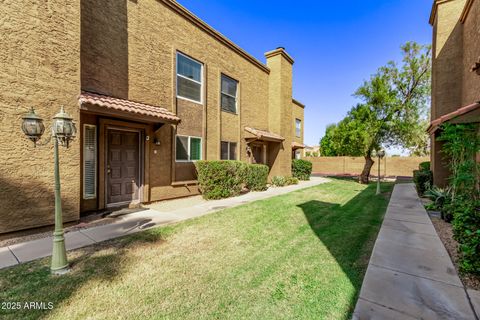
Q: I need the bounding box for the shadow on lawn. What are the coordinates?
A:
[297,180,391,317]
[0,230,165,320]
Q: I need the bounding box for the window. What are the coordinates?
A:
[176,52,203,103]
[295,119,302,137]
[83,125,97,199]
[176,135,202,161]
[221,74,238,113]
[295,150,301,159]
[221,141,237,160]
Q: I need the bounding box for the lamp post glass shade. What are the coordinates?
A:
[53,107,76,147]
[377,150,386,158]
[22,107,45,146]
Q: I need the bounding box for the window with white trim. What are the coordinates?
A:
[295,119,302,137]
[221,141,237,160]
[83,124,97,199]
[221,74,238,113]
[176,52,203,103]
[176,135,202,161]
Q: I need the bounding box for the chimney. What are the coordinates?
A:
[265,47,294,177]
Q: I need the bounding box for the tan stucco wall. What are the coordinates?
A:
[431,0,466,120]
[430,0,479,186]
[461,0,480,105]
[308,157,430,177]
[0,0,81,233]
[266,51,294,177]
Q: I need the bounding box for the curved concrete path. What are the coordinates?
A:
[353,182,478,320]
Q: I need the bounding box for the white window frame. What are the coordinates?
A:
[221,141,237,160]
[295,118,302,137]
[220,74,238,114]
[175,135,203,162]
[83,124,97,199]
[176,52,204,104]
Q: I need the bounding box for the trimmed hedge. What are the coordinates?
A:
[413,169,433,195]
[195,161,247,200]
[195,161,269,199]
[292,159,312,181]
[245,164,269,191]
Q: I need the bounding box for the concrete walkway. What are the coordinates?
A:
[353,183,479,320]
[0,177,328,270]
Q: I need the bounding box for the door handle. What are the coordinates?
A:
[107,165,111,175]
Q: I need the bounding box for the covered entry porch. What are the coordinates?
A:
[78,91,181,214]
[244,126,285,173]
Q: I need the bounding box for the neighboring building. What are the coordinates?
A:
[428,0,480,186]
[0,0,304,233]
[304,145,321,157]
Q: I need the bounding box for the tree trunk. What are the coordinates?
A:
[360,154,375,184]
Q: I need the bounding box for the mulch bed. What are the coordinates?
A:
[430,216,480,290]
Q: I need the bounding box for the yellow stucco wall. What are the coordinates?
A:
[430,0,479,186]
[0,0,81,233]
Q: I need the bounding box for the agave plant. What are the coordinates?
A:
[425,186,452,209]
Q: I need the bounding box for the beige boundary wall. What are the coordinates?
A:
[306,157,430,177]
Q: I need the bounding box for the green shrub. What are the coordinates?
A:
[419,161,430,171]
[271,176,287,187]
[438,124,480,274]
[292,159,312,180]
[195,161,247,200]
[286,176,299,185]
[245,164,269,191]
[413,169,432,195]
[451,199,480,274]
[271,176,299,187]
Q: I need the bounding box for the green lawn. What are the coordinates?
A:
[0,179,393,320]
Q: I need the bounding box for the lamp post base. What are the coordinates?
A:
[51,232,69,275]
[51,265,70,275]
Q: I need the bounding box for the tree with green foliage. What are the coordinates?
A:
[319,42,431,184]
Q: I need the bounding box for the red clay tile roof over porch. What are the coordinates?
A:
[427,102,480,134]
[79,91,181,124]
[244,127,285,142]
[292,142,306,149]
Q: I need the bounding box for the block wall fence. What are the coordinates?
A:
[306,157,430,177]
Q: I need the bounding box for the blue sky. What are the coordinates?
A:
[177,0,433,148]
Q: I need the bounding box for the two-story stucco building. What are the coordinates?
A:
[0,0,305,233]
[428,0,480,186]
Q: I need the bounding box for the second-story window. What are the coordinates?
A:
[221,74,238,113]
[295,119,302,137]
[176,52,203,103]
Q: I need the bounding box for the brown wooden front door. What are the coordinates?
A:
[107,129,140,206]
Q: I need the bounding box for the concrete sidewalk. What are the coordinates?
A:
[0,177,328,270]
[353,183,478,320]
